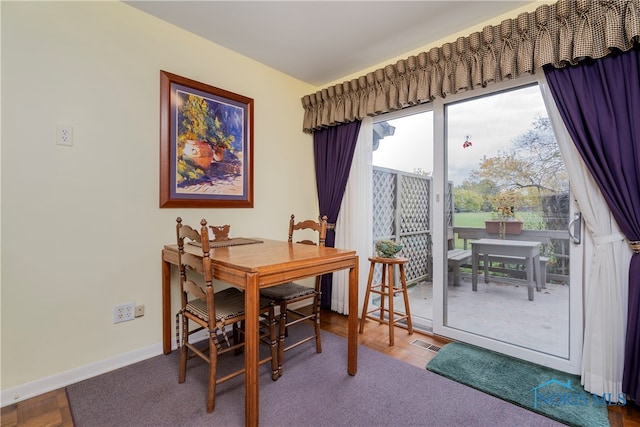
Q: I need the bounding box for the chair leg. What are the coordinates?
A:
[277,302,287,377]
[178,316,188,384]
[234,321,245,355]
[313,293,322,353]
[207,334,217,413]
[233,321,240,344]
[268,306,279,380]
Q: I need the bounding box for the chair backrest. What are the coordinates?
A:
[176,217,214,322]
[288,214,328,247]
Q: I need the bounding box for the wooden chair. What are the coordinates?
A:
[175,217,278,413]
[259,214,328,377]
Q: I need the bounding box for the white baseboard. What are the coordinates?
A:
[1,342,163,408]
[1,300,313,408]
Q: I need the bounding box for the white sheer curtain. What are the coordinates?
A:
[539,76,631,402]
[331,117,373,315]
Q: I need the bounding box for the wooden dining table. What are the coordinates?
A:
[162,238,359,426]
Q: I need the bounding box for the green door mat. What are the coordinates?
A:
[427,342,614,427]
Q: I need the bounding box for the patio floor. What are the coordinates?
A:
[391,272,570,358]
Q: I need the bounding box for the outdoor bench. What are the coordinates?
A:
[447,249,549,288]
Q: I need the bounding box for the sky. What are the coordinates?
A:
[372,85,548,185]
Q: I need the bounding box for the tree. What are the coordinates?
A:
[465,115,568,212]
[455,177,500,212]
[453,188,483,212]
[511,115,568,194]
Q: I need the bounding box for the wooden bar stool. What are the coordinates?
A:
[359,256,413,345]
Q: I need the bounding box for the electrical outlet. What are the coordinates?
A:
[113,302,135,323]
[56,125,73,146]
[134,304,145,317]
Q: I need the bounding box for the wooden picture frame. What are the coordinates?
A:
[159,70,253,208]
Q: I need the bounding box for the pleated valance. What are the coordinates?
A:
[301,0,640,133]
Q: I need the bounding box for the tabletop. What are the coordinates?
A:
[471,238,541,248]
[164,239,357,288]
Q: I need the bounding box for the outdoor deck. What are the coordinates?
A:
[394,273,570,358]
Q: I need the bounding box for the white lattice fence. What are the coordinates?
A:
[372,167,454,286]
[373,167,432,285]
[372,168,396,241]
[398,175,431,281]
[398,234,431,281]
[400,175,430,234]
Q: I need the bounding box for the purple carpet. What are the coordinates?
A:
[67,327,563,426]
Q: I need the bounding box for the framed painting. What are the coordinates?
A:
[159,70,254,208]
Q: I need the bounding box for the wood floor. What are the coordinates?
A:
[2,309,639,426]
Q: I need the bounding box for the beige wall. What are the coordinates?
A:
[0,1,317,397]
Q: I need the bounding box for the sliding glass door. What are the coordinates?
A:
[373,75,583,373]
[433,77,583,373]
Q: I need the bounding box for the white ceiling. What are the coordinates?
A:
[126,1,534,86]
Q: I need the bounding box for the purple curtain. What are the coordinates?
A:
[313,120,362,309]
[544,48,640,401]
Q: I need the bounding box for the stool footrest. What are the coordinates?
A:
[368,288,405,297]
[364,314,411,328]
